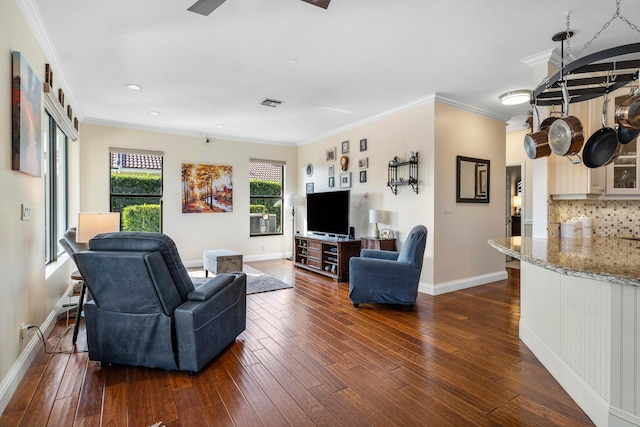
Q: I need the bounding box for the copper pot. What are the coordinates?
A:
[523,131,551,159]
[615,94,640,130]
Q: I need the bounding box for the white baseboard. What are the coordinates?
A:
[418,270,508,296]
[0,309,58,415]
[519,322,640,427]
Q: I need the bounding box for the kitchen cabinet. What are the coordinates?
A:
[605,93,640,195]
[549,94,605,199]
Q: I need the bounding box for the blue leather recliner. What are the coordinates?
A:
[349,225,427,311]
[73,232,246,373]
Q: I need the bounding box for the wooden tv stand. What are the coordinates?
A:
[294,235,361,282]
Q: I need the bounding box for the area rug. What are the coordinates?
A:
[189,265,293,294]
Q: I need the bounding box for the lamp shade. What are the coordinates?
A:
[513,195,522,208]
[76,212,121,243]
[369,209,388,224]
[287,194,303,207]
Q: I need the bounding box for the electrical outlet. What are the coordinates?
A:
[20,323,29,340]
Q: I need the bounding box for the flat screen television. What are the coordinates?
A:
[306,190,350,238]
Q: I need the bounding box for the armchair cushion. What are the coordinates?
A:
[188,274,235,302]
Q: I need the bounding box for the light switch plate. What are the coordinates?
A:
[443,204,452,214]
[21,204,31,221]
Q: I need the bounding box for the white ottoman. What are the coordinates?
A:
[203,249,243,277]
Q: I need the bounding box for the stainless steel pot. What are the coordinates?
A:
[548,83,584,164]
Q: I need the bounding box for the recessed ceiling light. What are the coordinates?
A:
[500,90,531,105]
[215,123,224,128]
[148,111,161,116]
[126,84,142,90]
[288,58,298,65]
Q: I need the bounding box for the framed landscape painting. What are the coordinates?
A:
[181,163,233,213]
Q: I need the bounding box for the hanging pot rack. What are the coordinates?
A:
[532,0,640,107]
[532,43,640,107]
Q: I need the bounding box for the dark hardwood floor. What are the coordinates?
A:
[0,260,593,426]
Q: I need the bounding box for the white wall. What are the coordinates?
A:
[79,124,298,264]
[0,1,73,413]
[297,99,506,293]
[433,103,506,287]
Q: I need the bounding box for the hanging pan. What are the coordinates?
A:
[583,93,622,169]
[548,83,584,164]
[523,104,553,159]
[616,79,640,144]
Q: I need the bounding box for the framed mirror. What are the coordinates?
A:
[456,155,490,203]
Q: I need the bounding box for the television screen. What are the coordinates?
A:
[306,190,350,237]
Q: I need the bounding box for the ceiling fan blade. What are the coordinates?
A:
[187,0,227,16]
[300,0,330,9]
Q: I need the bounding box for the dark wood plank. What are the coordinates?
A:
[0,260,593,426]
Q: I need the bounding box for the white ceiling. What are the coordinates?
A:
[28,0,640,144]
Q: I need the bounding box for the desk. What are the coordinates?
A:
[360,237,396,251]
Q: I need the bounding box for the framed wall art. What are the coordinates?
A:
[360,138,367,152]
[328,164,335,176]
[328,176,335,188]
[12,51,42,177]
[339,172,351,188]
[359,170,367,183]
[358,157,368,168]
[341,140,349,154]
[306,182,314,194]
[326,147,336,161]
[181,163,233,213]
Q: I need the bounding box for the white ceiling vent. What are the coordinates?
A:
[261,98,283,108]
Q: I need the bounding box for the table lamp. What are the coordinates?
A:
[369,209,388,238]
[513,195,522,216]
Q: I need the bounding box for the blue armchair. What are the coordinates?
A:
[349,225,427,311]
[73,232,246,373]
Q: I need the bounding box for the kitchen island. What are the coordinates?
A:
[490,237,640,427]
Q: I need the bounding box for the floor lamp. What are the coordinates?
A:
[287,194,303,260]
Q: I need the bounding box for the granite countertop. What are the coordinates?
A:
[488,236,640,287]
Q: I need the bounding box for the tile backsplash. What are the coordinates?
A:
[550,199,640,238]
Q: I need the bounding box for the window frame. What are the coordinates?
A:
[249,159,285,237]
[109,147,164,232]
[44,112,68,264]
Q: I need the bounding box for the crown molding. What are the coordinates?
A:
[300,93,438,145]
[522,48,560,68]
[301,92,510,145]
[82,117,297,147]
[433,94,512,122]
[17,0,84,120]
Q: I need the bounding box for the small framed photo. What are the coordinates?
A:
[341,140,349,154]
[381,229,392,239]
[358,157,368,168]
[359,170,367,183]
[360,138,367,152]
[339,172,351,188]
[326,147,336,162]
[328,176,335,188]
[306,182,314,194]
[328,164,335,176]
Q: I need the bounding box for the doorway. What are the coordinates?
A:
[505,163,523,267]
